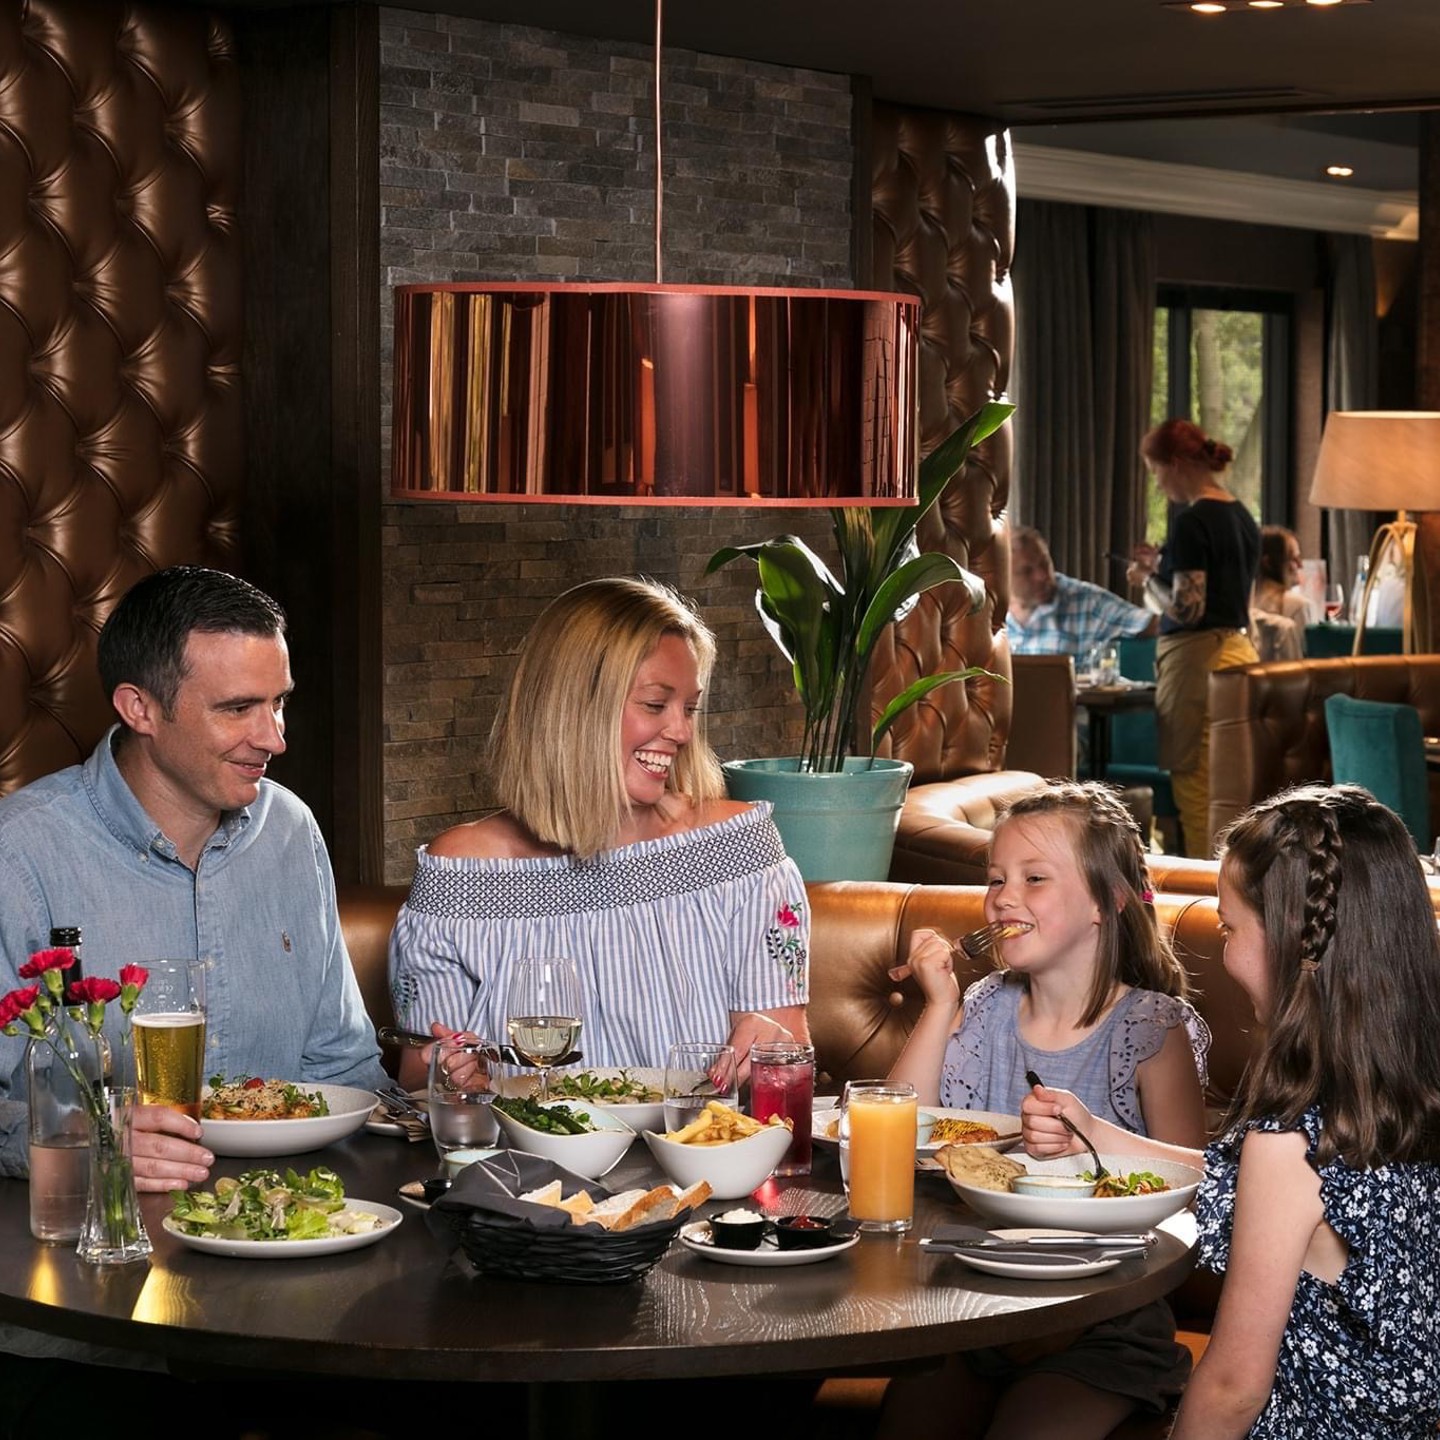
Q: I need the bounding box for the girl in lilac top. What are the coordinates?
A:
[882,782,1209,1439]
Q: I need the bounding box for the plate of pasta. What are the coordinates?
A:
[812,1106,1022,1158]
[199,1080,377,1157]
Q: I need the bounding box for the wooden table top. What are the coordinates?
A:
[0,1130,1196,1383]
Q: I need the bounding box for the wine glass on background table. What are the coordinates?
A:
[505,957,582,1101]
[663,1042,738,1133]
[133,959,206,1118]
[1324,583,1345,622]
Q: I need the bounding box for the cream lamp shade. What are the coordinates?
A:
[1309,410,1440,653]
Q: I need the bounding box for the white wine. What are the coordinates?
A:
[506,1015,581,1067]
[134,1013,206,1118]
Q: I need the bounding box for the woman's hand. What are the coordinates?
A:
[1021,1082,1093,1159]
[1126,542,1159,589]
[887,929,960,1011]
[398,1021,489,1091]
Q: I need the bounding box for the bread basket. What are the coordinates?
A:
[426,1151,686,1284]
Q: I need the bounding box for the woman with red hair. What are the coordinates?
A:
[1128,419,1259,858]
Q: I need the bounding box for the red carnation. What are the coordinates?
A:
[18,947,76,980]
[0,986,44,1034]
[67,977,121,1006]
[118,965,149,990]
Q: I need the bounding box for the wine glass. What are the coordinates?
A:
[662,1042,738,1133]
[505,958,582,1101]
[1324,583,1345,623]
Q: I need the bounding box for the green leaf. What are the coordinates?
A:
[855,551,968,663]
[870,667,1007,751]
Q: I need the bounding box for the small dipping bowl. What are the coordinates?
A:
[1009,1174,1099,1199]
[772,1215,837,1250]
[708,1209,770,1251]
[442,1146,503,1180]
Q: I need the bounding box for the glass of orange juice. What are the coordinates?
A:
[842,1079,917,1233]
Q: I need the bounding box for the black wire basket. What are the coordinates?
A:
[458,1207,687,1285]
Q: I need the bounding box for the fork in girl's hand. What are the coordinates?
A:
[887,921,1033,983]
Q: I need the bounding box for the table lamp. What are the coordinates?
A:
[1308,411,1440,654]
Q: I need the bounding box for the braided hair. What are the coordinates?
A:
[996,782,1187,1028]
[1218,784,1440,1167]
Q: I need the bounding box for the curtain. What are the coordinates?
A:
[1014,200,1156,590]
[1324,234,1380,596]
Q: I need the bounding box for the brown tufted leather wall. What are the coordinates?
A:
[0,0,242,794]
[868,107,1043,883]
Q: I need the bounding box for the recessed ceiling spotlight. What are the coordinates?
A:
[1190,1,1226,10]
[1306,0,1346,6]
[1249,1,1284,7]
[1325,165,1355,178]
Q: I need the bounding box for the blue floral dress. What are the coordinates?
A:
[1195,1107,1440,1437]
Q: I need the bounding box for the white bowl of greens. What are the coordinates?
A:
[494,1067,666,1134]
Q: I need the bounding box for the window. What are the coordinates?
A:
[1147,286,1292,543]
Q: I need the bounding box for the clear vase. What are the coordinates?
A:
[77,1086,152,1265]
[27,1021,101,1243]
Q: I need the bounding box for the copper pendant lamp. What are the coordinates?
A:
[389,4,919,507]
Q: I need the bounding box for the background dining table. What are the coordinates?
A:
[0,1125,1196,1436]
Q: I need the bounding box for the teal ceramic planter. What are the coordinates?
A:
[722,757,914,882]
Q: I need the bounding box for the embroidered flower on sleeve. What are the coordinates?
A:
[764,901,807,998]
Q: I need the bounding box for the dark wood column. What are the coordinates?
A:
[1416,114,1440,650]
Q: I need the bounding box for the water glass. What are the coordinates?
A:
[749,1040,815,1176]
[1096,643,1121,686]
[842,1079,917,1233]
[428,1037,498,1162]
[133,959,207,1118]
[663,1042,737,1134]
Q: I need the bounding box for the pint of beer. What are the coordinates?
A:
[134,1013,207,1118]
[133,959,207,1117]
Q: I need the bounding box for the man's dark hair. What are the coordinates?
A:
[97,567,287,717]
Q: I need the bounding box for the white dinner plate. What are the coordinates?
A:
[941,1228,1131,1280]
[200,1083,378,1157]
[162,1200,403,1259]
[679,1219,859,1267]
[945,1154,1204,1233]
[812,1107,1022,1157]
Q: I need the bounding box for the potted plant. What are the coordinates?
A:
[707,399,1014,880]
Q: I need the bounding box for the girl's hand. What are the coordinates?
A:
[887,929,959,1009]
[1021,1082,1094,1159]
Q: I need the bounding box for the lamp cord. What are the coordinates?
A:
[653,0,664,284]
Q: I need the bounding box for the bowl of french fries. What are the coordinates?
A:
[643,1101,794,1199]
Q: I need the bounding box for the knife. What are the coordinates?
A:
[920,1233,1154,1251]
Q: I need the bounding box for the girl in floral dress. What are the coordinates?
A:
[1025,783,1440,1437]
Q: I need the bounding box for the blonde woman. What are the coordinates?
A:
[388,577,809,1089]
[1128,420,1260,858]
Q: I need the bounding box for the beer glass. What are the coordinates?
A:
[842,1079,917,1233]
[133,959,207,1118]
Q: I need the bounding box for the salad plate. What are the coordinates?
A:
[163,1200,403,1259]
[679,1219,859,1268]
[495,1067,666,1134]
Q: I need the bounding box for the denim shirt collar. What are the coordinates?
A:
[81,724,251,863]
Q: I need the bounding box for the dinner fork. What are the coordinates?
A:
[887,921,1033,984]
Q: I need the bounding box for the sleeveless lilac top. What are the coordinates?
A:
[940,972,1211,1133]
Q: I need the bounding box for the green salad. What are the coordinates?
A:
[168,1166,380,1241]
[546,1069,661,1104]
[493,1096,598,1134]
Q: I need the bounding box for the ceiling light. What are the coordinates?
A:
[1306,0,1346,6]
[1325,164,1355,178]
[1189,2,1226,10]
[1249,1,1284,7]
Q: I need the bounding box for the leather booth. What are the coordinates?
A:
[1207,654,1440,848]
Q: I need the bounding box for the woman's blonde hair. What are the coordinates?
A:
[994,782,1187,1026]
[490,577,724,856]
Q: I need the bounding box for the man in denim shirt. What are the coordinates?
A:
[0,567,385,1190]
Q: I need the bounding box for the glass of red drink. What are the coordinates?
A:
[748,1040,815,1176]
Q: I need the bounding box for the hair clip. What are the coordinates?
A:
[1140,889,1154,904]
[1298,958,1321,973]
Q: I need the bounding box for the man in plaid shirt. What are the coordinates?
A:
[1007,526,1154,658]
